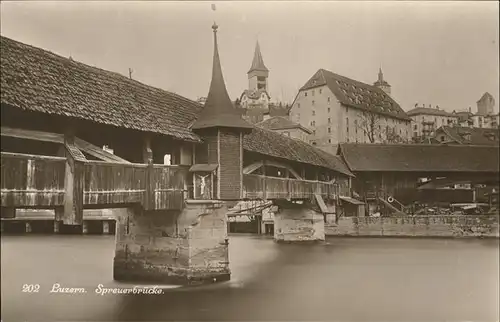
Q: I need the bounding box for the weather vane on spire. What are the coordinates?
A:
[211,3,218,30]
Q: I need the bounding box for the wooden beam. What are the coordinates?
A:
[1,126,63,144]
[143,136,154,210]
[62,133,86,225]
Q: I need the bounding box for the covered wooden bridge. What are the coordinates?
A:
[1,25,352,284]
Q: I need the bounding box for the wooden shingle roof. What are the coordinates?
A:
[338,143,499,173]
[0,36,202,142]
[300,69,410,121]
[1,35,352,176]
[245,127,353,176]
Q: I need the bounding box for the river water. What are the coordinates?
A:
[1,234,499,321]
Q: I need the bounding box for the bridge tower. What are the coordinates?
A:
[113,23,252,285]
[191,23,253,200]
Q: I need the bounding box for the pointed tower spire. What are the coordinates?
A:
[248,41,269,73]
[378,67,384,82]
[192,23,252,130]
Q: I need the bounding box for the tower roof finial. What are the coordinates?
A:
[191,24,252,131]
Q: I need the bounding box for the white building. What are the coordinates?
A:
[289,68,411,154]
[406,104,458,140]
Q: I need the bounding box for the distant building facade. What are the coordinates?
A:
[256,116,312,142]
[454,93,498,129]
[406,104,458,140]
[289,68,411,154]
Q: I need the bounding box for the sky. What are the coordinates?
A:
[1,1,499,113]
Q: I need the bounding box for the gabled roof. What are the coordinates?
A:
[436,126,500,146]
[248,41,269,73]
[0,35,202,142]
[192,24,252,130]
[406,107,456,117]
[300,69,410,121]
[256,116,312,134]
[477,92,495,103]
[245,127,353,176]
[338,143,499,173]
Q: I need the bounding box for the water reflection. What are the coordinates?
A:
[1,234,498,321]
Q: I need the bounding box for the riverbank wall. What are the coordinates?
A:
[326,214,500,238]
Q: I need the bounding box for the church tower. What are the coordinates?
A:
[191,23,253,200]
[248,41,269,92]
[373,67,391,96]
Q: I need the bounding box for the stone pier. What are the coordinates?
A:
[273,200,325,243]
[113,200,230,285]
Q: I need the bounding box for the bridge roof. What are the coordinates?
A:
[245,127,353,176]
[338,143,499,173]
[0,35,352,176]
[0,36,202,142]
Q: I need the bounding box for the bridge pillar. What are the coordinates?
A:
[273,200,325,243]
[82,221,89,234]
[54,221,61,234]
[102,221,110,234]
[113,200,230,285]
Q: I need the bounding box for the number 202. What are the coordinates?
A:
[22,284,40,293]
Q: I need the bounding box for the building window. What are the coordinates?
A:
[312,110,316,116]
[328,127,331,133]
[346,117,349,132]
[297,103,300,109]
[328,107,331,113]
[312,142,317,145]
[328,118,331,123]
[312,100,315,106]
[347,138,350,142]
[305,92,308,97]
[327,97,330,103]
[312,90,315,96]
[414,124,417,130]
[328,139,331,143]
[311,121,316,126]
[313,130,316,135]
[319,89,322,94]
[440,136,445,142]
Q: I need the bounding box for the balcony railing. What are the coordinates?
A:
[242,174,349,200]
[1,152,189,224]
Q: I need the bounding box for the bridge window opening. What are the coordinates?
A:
[163,154,172,165]
[1,136,62,157]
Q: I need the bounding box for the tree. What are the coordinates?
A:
[356,112,408,144]
[357,112,383,143]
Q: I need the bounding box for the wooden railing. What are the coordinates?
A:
[1,152,189,224]
[242,174,349,200]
